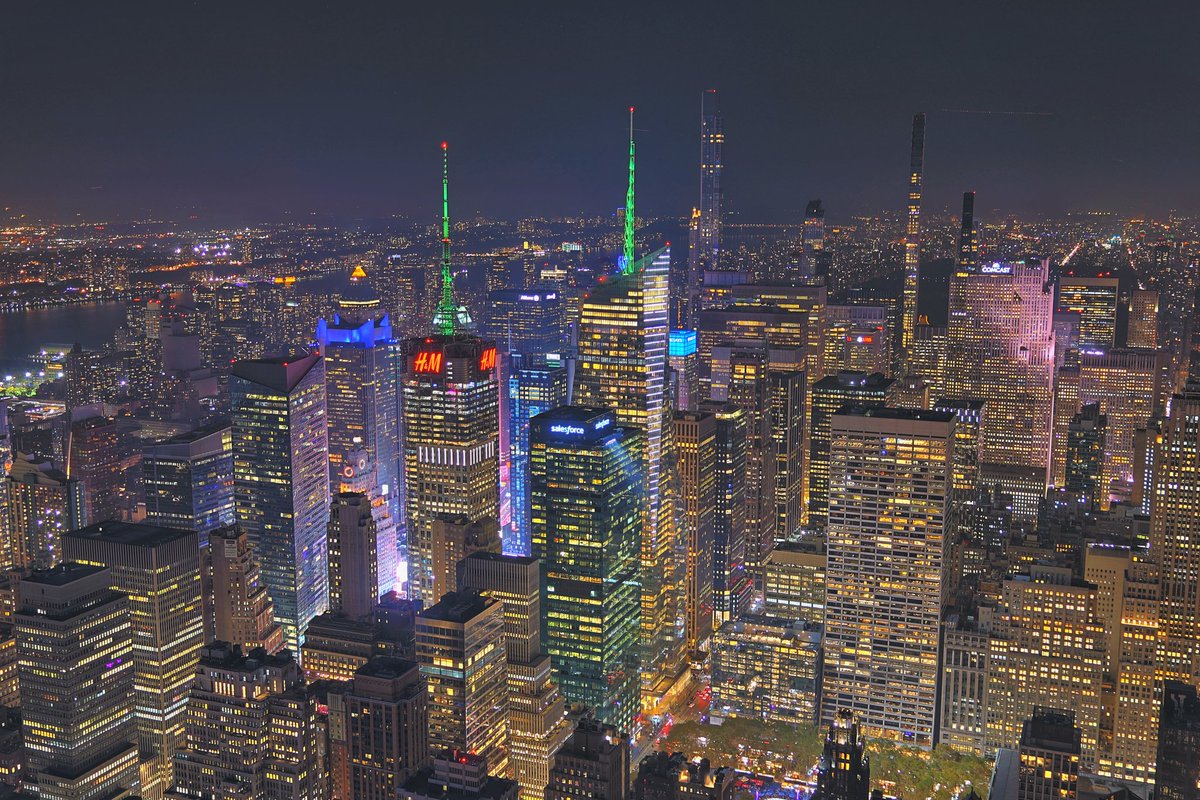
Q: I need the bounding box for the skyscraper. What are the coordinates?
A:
[331,657,429,800]
[169,643,326,799]
[945,258,1056,471]
[1057,275,1120,350]
[64,522,205,795]
[808,372,894,523]
[1150,382,1200,684]
[544,718,630,800]
[1127,288,1159,349]
[327,490,393,619]
[1156,682,1200,800]
[573,246,673,699]
[458,552,572,800]
[1078,347,1167,507]
[821,406,956,748]
[813,711,871,800]
[1017,709,1081,800]
[703,401,751,626]
[484,289,566,359]
[316,265,403,530]
[1065,402,1106,508]
[231,353,330,652]
[957,191,978,270]
[708,343,776,581]
[66,414,131,524]
[687,89,724,329]
[402,335,500,602]
[530,407,642,732]
[16,563,140,800]
[986,565,1104,767]
[403,141,500,603]
[209,525,284,654]
[6,453,86,570]
[506,362,568,556]
[901,112,926,352]
[668,329,700,412]
[415,590,510,777]
[674,410,716,651]
[142,421,235,550]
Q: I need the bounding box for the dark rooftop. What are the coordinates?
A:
[65,521,196,549]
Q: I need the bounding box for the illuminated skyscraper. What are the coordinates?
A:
[66,414,131,524]
[769,370,806,541]
[169,643,326,799]
[709,343,776,579]
[209,525,284,654]
[1017,709,1082,800]
[17,563,140,800]
[802,200,830,279]
[573,246,673,698]
[142,421,235,550]
[416,591,510,777]
[402,336,500,602]
[813,711,871,800]
[1078,347,1167,507]
[821,407,956,748]
[901,112,926,352]
[1127,288,1159,349]
[458,552,572,800]
[317,265,402,539]
[674,411,716,651]
[668,330,700,412]
[808,372,894,523]
[945,259,1055,471]
[1058,275,1120,350]
[986,565,1104,767]
[231,354,330,652]
[1150,382,1200,684]
[1083,545,1160,784]
[485,289,565,359]
[6,453,85,570]
[703,401,751,626]
[403,142,500,603]
[530,407,642,732]
[506,363,567,556]
[64,522,204,795]
[687,89,724,329]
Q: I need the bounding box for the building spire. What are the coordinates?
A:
[621,106,636,275]
[435,140,456,336]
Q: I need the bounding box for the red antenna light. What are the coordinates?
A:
[441,141,448,151]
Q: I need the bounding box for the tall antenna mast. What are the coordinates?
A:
[436,140,456,336]
[621,106,636,275]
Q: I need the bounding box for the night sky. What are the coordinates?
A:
[3,2,1197,224]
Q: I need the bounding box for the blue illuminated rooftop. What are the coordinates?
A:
[669,329,697,357]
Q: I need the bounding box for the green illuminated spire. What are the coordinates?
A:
[436,140,456,335]
[621,106,636,275]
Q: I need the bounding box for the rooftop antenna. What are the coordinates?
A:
[435,140,456,336]
[620,106,636,275]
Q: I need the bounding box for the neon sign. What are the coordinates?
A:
[414,351,443,373]
[594,417,612,430]
[550,424,585,435]
[980,263,1012,275]
[479,347,497,371]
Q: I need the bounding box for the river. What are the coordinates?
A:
[0,301,129,376]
